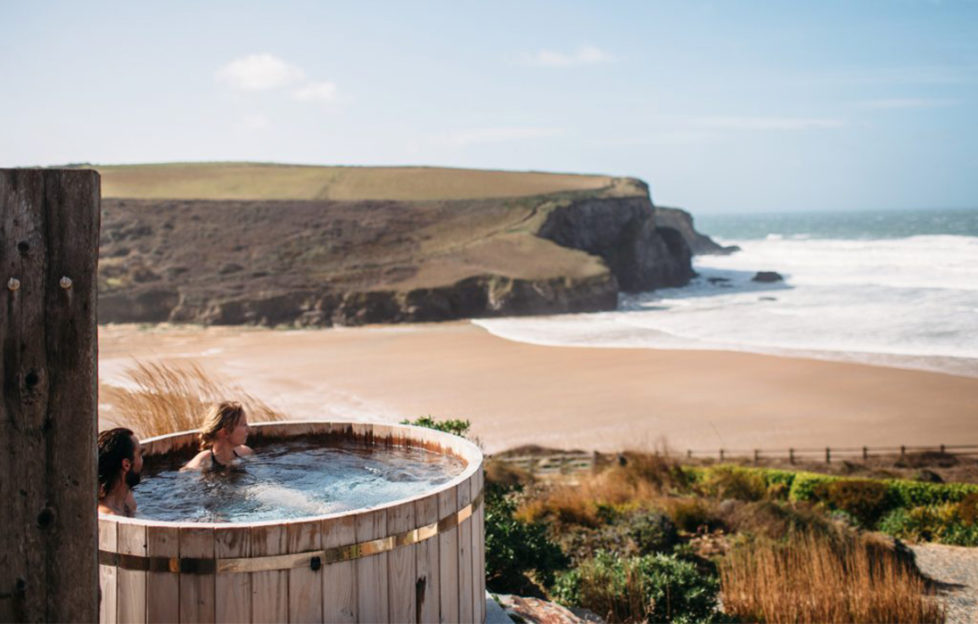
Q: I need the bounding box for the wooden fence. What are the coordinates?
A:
[493,444,978,476]
[685,444,978,464]
[492,452,595,476]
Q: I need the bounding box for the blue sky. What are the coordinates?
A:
[1,1,976,213]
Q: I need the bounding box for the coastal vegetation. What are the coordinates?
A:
[477,451,960,623]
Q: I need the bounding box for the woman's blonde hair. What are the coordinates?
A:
[198,401,245,450]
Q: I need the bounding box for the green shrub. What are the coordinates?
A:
[878,505,978,546]
[759,468,797,489]
[814,479,893,528]
[958,493,978,526]
[484,483,568,593]
[400,415,471,438]
[886,480,978,507]
[788,472,838,502]
[629,512,679,555]
[699,466,767,501]
[553,551,720,624]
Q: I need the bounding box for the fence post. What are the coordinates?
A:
[0,169,100,622]
[719,449,724,462]
[686,449,692,459]
[789,448,795,464]
[901,445,906,458]
[940,444,945,454]
[753,449,759,463]
[863,446,868,460]
[825,447,831,464]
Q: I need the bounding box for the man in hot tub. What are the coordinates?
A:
[97,427,143,517]
[182,401,254,472]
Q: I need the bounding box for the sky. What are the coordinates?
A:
[1,0,976,213]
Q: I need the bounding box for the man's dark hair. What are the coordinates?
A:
[97,427,135,497]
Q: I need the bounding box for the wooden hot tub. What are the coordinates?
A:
[98,421,485,623]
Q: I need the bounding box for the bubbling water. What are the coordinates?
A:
[135,440,466,523]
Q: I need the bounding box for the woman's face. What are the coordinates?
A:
[226,415,249,446]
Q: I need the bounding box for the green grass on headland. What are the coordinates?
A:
[95,162,631,201]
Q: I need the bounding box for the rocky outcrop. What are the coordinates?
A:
[653,206,739,255]
[752,271,784,283]
[537,196,694,292]
[147,273,618,327]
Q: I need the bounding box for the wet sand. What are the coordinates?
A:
[99,322,978,455]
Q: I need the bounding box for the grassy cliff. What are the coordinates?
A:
[95,163,691,326]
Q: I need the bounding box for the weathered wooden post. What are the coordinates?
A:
[1,169,100,622]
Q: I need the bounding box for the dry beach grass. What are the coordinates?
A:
[99,360,285,438]
[719,530,944,623]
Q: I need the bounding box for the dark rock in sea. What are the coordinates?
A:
[759,296,778,301]
[653,206,740,255]
[708,277,731,284]
[752,271,784,283]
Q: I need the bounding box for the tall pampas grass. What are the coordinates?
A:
[720,530,944,623]
[100,360,286,438]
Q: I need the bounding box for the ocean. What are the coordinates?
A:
[474,207,978,378]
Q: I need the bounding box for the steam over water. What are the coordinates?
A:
[135,440,466,523]
[475,208,978,377]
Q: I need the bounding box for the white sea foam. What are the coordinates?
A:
[474,235,978,377]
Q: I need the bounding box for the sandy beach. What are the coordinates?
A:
[99,322,978,455]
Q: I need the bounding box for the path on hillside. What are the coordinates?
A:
[911,543,978,624]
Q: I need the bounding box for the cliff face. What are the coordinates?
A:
[97,179,709,326]
[538,196,694,292]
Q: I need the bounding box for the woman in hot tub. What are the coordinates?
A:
[182,401,254,472]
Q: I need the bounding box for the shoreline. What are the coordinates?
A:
[473,317,978,380]
[99,322,978,455]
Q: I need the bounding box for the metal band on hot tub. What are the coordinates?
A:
[99,489,483,575]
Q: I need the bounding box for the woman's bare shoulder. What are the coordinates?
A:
[235,445,254,457]
[181,450,211,471]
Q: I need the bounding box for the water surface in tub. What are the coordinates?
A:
[135,439,466,522]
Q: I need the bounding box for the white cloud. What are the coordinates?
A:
[292,81,338,103]
[216,54,305,90]
[855,98,958,110]
[440,127,565,146]
[525,45,615,68]
[693,116,846,130]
